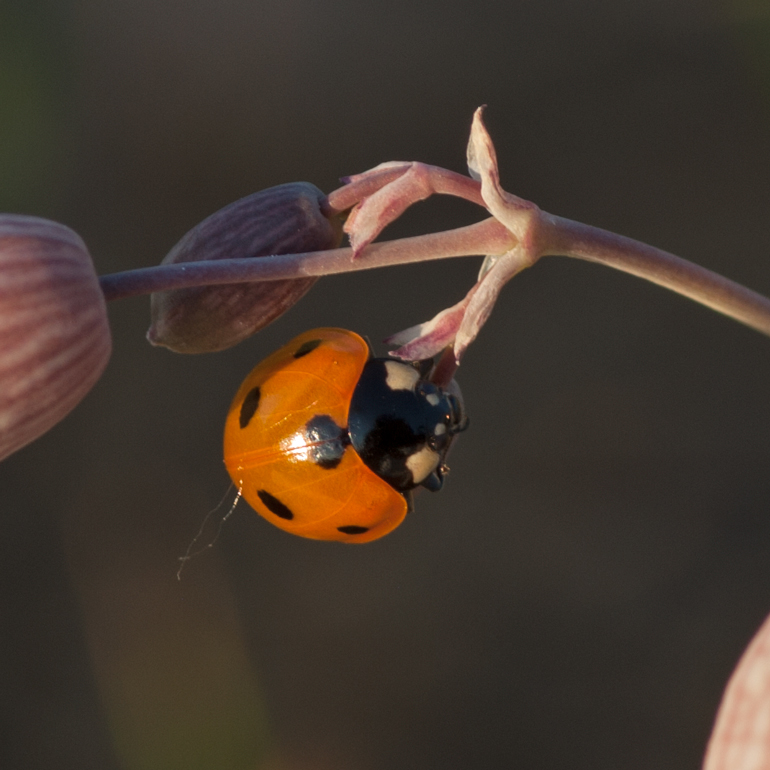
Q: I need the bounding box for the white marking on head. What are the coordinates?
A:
[384,360,420,391]
[434,422,447,436]
[426,393,440,406]
[406,445,440,485]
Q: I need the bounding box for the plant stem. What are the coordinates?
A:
[98,209,770,341]
[98,218,515,301]
[545,214,770,337]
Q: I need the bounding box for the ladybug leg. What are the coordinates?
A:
[404,490,415,515]
[420,468,444,493]
[410,358,434,378]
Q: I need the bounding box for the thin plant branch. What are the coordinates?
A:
[98,106,770,364]
[99,213,770,338]
[544,214,770,337]
[98,218,515,301]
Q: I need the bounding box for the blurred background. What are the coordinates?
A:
[2,0,770,768]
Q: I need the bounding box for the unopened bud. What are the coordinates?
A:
[0,215,111,461]
[148,182,343,353]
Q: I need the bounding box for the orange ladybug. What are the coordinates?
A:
[223,328,468,542]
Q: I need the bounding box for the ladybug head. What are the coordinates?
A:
[348,359,469,494]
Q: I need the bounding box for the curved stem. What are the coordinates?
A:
[544,214,770,337]
[98,203,770,343]
[99,217,515,301]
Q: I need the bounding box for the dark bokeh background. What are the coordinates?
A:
[2,1,770,768]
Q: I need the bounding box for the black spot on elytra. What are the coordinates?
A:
[294,338,322,358]
[257,489,294,520]
[305,414,348,469]
[239,386,261,428]
[338,525,369,535]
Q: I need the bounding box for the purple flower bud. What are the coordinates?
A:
[148,182,343,353]
[0,215,111,461]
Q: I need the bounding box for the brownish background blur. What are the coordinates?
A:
[2,1,770,768]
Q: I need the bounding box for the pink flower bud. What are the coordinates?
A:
[704,612,770,770]
[0,215,111,461]
[147,182,343,353]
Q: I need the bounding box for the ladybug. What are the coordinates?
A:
[223,328,468,542]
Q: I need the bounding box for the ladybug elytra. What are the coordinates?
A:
[223,328,467,542]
